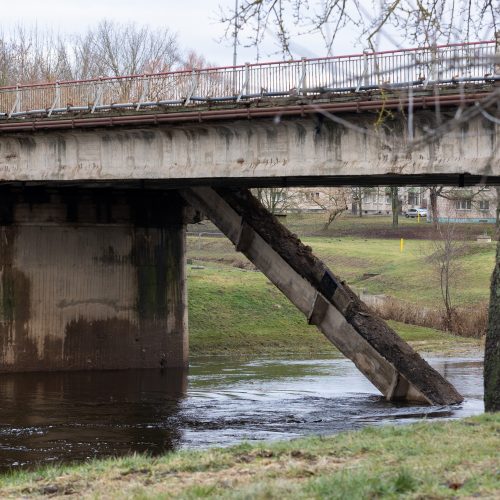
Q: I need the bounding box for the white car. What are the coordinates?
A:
[405,208,428,218]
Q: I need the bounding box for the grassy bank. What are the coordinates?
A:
[2,414,498,498]
[188,266,482,357]
[187,235,495,309]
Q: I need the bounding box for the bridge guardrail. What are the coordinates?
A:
[0,40,496,119]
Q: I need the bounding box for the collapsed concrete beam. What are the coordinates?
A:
[181,187,463,405]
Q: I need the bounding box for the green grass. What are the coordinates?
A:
[302,236,495,306]
[187,234,496,308]
[188,266,482,357]
[188,266,330,356]
[2,414,498,498]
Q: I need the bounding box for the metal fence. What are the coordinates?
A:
[0,40,496,119]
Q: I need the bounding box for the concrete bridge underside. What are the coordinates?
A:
[0,110,498,186]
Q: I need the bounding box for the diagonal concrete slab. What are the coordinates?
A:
[181,186,463,405]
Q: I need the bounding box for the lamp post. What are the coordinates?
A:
[233,0,238,67]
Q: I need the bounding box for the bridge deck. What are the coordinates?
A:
[0,39,496,131]
[0,84,496,132]
[0,40,498,186]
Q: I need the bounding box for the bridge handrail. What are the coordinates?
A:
[0,40,496,119]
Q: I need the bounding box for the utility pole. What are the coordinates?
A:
[233,0,239,67]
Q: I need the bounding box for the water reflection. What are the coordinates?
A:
[0,369,187,469]
[0,356,483,471]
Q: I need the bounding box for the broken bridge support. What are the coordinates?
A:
[181,187,463,405]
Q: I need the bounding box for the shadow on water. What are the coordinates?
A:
[0,356,484,472]
[0,369,187,470]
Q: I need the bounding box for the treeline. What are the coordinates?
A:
[0,21,210,86]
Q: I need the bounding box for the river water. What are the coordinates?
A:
[0,355,483,472]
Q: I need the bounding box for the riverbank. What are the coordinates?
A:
[188,266,483,357]
[187,234,495,309]
[1,413,497,498]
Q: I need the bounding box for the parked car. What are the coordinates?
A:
[405,208,428,218]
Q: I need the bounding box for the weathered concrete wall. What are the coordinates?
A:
[0,111,498,184]
[0,187,188,372]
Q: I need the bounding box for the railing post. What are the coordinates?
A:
[495,31,500,84]
[356,50,372,91]
[48,82,60,117]
[431,44,438,82]
[423,44,438,89]
[185,69,198,105]
[237,62,250,102]
[91,78,104,113]
[297,57,307,95]
[8,84,21,118]
[363,50,370,87]
[136,75,150,111]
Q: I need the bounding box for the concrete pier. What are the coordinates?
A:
[0,187,188,372]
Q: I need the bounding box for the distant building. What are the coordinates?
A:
[428,188,497,223]
[360,187,427,215]
[291,186,497,223]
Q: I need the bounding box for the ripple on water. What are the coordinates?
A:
[0,356,484,471]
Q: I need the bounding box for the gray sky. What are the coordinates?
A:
[1,1,496,67]
[1,0,372,65]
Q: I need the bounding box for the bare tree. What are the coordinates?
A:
[350,187,374,218]
[180,50,216,71]
[300,187,349,230]
[428,186,445,225]
[428,219,467,331]
[253,187,296,214]
[427,186,492,225]
[72,21,179,78]
[0,25,73,85]
[221,1,498,58]
[0,22,181,85]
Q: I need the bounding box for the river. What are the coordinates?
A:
[0,355,483,471]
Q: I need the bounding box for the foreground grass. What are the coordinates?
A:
[2,414,498,498]
[188,266,482,357]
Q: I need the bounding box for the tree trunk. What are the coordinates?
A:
[485,239,500,411]
[391,186,399,227]
[430,189,439,226]
[495,186,500,228]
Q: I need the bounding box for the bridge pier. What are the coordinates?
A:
[0,187,188,372]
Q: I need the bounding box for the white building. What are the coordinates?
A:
[292,186,497,223]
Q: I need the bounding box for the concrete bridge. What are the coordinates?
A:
[0,40,498,406]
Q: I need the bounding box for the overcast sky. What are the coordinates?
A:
[0,0,381,65]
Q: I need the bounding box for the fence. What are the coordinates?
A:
[0,40,496,119]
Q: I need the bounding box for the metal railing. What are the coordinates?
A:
[0,40,496,120]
